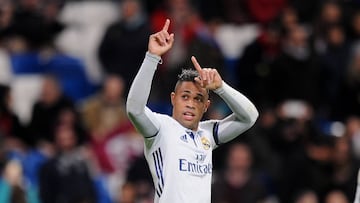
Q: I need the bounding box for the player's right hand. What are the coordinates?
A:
[191,56,223,91]
[148,19,174,56]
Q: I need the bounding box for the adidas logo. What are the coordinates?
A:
[180,134,188,143]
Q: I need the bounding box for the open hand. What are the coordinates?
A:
[148,19,174,56]
[191,56,223,90]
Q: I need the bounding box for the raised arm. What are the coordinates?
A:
[126,19,174,138]
[191,56,259,145]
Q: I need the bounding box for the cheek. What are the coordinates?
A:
[201,101,209,109]
[173,99,185,111]
[196,104,206,113]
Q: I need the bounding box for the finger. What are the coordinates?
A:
[149,33,157,41]
[194,77,204,88]
[155,33,166,46]
[162,19,170,32]
[207,69,214,83]
[159,31,170,43]
[167,33,175,45]
[209,70,215,82]
[204,69,211,84]
[202,68,209,82]
[191,56,202,73]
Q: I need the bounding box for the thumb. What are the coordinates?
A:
[194,76,204,87]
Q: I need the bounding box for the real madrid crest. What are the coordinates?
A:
[201,137,211,150]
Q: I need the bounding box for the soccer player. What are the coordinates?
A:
[126,19,259,203]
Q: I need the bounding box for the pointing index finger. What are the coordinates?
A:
[162,19,170,31]
[191,56,202,73]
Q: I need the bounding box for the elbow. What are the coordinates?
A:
[126,98,143,118]
[126,97,135,117]
[126,103,137,118]
[126,106,140,123]
[247,106,259,126]
[250,110,259,126]
[235,108,258,126]
[126,107,135,119]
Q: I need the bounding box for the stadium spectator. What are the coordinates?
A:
[324,190,349,203]
[27,75,76,146]
[293,190,319,203]
[148,0,205,101]
[0,84,27,148]
[98,0,151,94]
[312,1,343,56]
[330,136,359,202]
[268,25,321,107]
[317,24,350,120]
[235,23,282,104]
[80,74,136,174]
[81,75,131,138]
[345,116,360,160]
[348,11,360,42]
[246,0,287,25]
[211,142,270,203]
[116,182,137,203]
[126,156,154,203]
[0,159,40,203]
[332,42,360,120]
[3,0,63,51]
[38,125,96,203]
[81,74,143,201]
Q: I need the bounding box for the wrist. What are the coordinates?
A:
[213,81,226,95]
[146,51,163,64]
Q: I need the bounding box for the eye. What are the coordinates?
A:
[182,95,189,100]
[195,97,203,103]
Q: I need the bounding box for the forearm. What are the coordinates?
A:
[214,82,259,123]
[213,82,259,144]
[126,52,161,137]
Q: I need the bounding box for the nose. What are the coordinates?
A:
[186,100,195,109]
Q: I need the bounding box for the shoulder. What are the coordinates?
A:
[155,113,185,131]
[199,119,220,130]
[200,120,221,148]
[153,113,173,123]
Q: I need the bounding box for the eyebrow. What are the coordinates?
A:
[181,90,191,95]
[196,93,204,98]
[182,90,204,98]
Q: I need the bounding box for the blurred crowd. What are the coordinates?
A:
[0,0,360,203]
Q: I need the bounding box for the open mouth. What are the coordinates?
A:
[183,112,195,120]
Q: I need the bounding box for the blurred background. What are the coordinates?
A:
[0,0,359,202]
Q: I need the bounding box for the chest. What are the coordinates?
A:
[159,125,213,164]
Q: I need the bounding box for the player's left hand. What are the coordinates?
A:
[191,56,223,90]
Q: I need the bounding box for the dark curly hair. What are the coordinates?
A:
[177,69,199,82]
[174,69,209,96]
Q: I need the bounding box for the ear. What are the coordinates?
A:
[170,92,175,106]
[204,99,210,112]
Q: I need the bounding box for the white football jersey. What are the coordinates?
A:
[144,113,218,203]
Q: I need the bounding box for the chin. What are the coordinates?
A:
[175,115,198,130]
[181,121,197,130]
